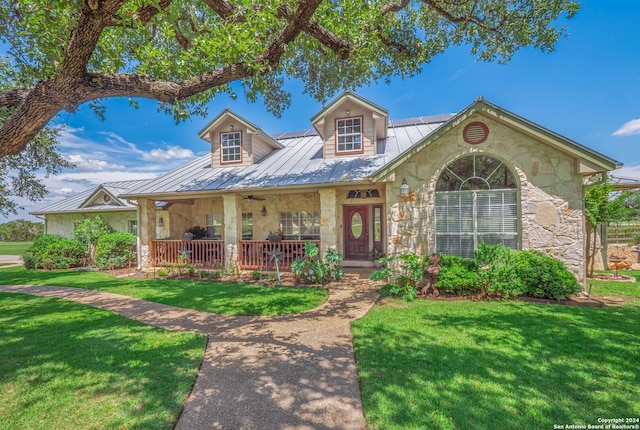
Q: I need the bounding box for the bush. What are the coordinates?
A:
[74,216,113,265]
[513,250,581,300]
[40,238,85,269]
[291,242,344,285]
[370,254,426,301]
[23,234,85,269]
[437,255,480,296]
[94,232,137,270]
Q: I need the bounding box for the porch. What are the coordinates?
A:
[150,240,320,270]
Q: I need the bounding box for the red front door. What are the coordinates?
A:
[344,205,369,260]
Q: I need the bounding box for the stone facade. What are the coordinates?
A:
[385,112,587,283]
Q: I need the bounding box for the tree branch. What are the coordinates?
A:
[277,4,352,60]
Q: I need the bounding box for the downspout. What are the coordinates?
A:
[33,214,47,234]
[127,199,142,270]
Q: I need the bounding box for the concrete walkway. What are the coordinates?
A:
[0,274,381,429]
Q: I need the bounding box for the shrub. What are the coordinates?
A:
[40,238,86,269]
[292,242,344,285]
[437,255,480,296]
[94,232,137,270]
[513,250,581,300]
[370,253,426,301]
[24,234,84,269]
[74,216,113,265]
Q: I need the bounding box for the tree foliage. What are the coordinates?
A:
[584,179,634,277]
[0,57,72,216]
[0,219,43,241]
[0,0,578,158]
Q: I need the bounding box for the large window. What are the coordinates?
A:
[205,213,223,239]
[242,213,253,240]
[336,117,362,153]
[279,211,320,240]
[435,155,518,257]
[221,131,241,163]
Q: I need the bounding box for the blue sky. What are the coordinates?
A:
[7,1,640,221]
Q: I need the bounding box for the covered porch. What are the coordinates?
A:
[149,239,321,270]
[137,189,341,269]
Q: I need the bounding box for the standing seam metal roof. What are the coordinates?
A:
[122,115,454,197]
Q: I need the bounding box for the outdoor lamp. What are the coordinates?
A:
[261,206,267,217]
[400,178,410,197]
[158,216,164,227]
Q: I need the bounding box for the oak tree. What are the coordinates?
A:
[0,0,579,157]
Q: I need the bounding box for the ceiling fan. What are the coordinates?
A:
[243,195,266,201]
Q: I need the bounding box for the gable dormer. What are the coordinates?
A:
[310,92,388,159]
[81,187,122,208]
[198,109,283,168]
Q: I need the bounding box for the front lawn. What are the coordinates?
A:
[353,300,640,430]
[589,270,640,305]
[0,293,206,430]
[0,267,327,315]
[0,241,32,255]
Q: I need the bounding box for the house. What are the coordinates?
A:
[31,179,170,239]
[34,93,620,283]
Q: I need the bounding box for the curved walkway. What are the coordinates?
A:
[0,275,381,429]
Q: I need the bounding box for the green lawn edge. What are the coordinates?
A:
[0,292,206,430]
[0,267,328,315]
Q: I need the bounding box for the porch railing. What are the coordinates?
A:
[150,240,225,268]
[240,240,320,270]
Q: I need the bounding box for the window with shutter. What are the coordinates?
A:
[435,155,518,257]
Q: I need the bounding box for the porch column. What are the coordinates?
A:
[138,198,156,269]
[319,189,338,257]
[223,194,242,269]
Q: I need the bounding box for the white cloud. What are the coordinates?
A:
[141,145,195,161]
[66,154,125,171]
[612,119,640,136]
[52,187,74,196]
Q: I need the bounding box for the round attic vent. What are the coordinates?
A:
[463,121,489,144]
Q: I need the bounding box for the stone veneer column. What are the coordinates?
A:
[138,198,156,269]
[223,194,242,269]
[319,189,337,257]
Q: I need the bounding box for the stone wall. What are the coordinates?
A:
[386,112,587,284]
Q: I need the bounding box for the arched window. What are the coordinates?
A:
[435,155,518,257]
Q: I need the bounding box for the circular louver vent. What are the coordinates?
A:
[463,121,489,144]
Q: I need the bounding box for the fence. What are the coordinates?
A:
[607,222,640,245]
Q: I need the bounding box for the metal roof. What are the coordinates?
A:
[31,179,154,215]
[122,118,453,198]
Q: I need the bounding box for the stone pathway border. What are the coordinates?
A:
[0,275,381,429]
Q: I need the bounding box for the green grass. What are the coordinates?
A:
[0,292,206,430]
[353,300,640,430]
[0,267,327,315]
[589,270,640,305]
[0,241,32,255]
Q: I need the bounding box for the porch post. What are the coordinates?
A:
[319,189,338,258]
[223,194,242,269]
[138,198,156,269]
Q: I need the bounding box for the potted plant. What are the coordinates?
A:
[370,248,386,268]
[267,229,284,242]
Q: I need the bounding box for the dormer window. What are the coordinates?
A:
[221,131,242,163]
[336,117,363,153]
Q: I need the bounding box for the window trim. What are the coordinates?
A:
[278,211,321,240]
[205,213,223,240]
[334,116,364,155]
[219,130,243,165]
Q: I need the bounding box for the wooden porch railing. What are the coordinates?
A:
[151,240,225,268]
[240,240,320,270]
